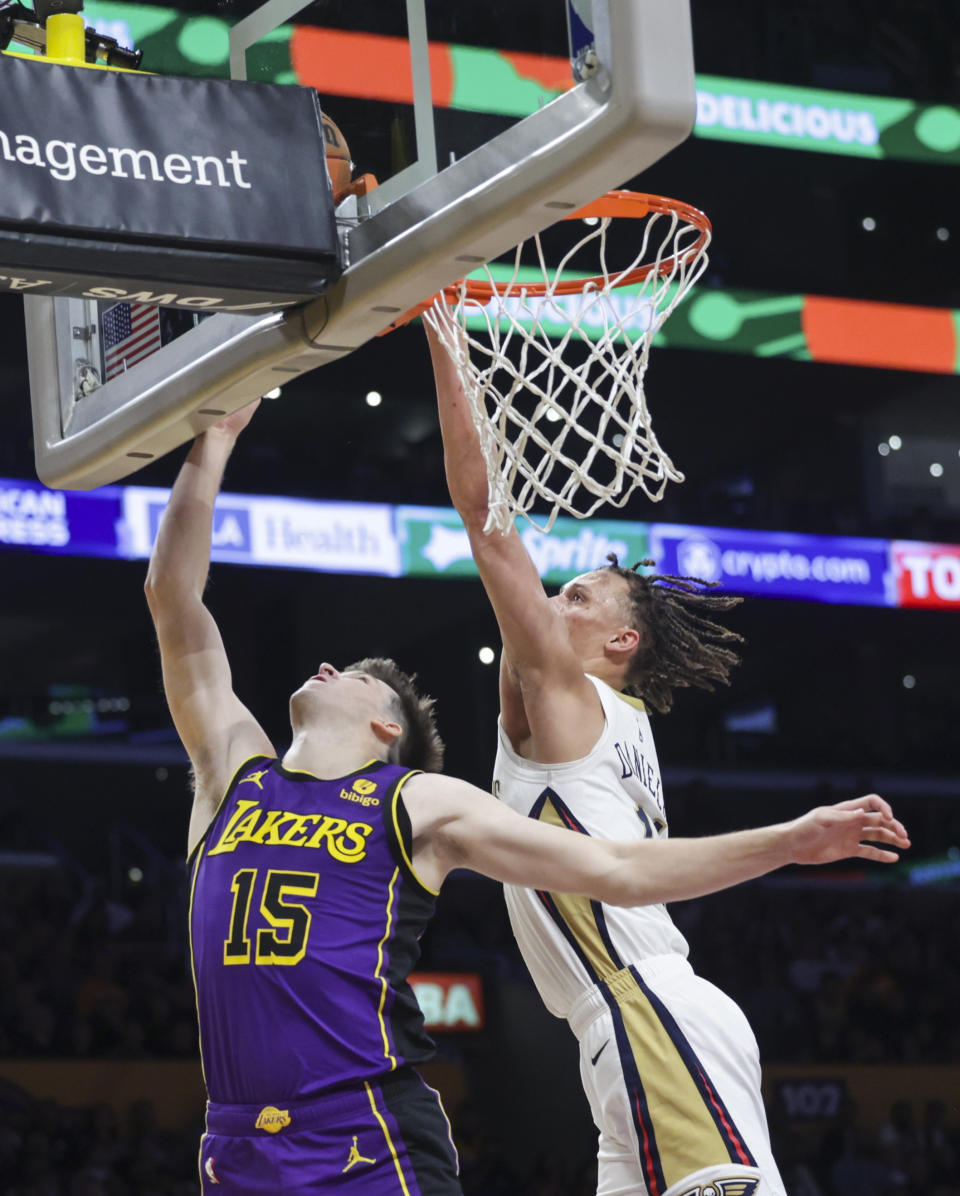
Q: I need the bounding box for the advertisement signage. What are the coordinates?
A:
[121,488,401,576]
[0,55,339,306]
[460,276,960,379]
[408,973,484,1032]
[892,542,960,609]
[5,475,960,614]
[649,523,892,606]
[77,4,960,168]
[696,76,893,158]
[0,476,123,558]
[397,506,649,583]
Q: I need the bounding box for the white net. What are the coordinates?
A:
[424,195,711,534]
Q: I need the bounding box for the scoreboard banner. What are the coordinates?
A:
[0,54,340,306]
[2,475,959,611]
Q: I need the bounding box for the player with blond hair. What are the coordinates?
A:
[147,400,908,1195]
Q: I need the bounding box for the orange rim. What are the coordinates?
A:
[380,190,711,333]
[456,191,710,301]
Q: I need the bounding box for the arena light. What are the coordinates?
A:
[365,391,383,408]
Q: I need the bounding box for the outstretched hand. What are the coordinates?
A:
[208,398,261,441]
[788,794,910,866]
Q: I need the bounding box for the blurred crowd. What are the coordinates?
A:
[0,1094,201,1196]
[2,859,958,1066]
[0,871,196,1060]
[677,885,960,1064]
[3,1088,959,1196]
[458,1098,960,1196]
[2,852,958,1193]
[427,872,960,1066]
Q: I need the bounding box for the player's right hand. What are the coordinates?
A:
[787,797,910,866]
[209,398,261,440]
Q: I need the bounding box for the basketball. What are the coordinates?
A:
[321,112,352,200]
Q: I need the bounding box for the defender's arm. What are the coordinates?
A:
[427,321,601,756]
[144,404,274,852]
[404,776,910,900]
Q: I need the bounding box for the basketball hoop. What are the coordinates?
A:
[421,190,712,534]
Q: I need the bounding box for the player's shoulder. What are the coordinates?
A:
[401,770,487,819]
[400,770,451,801]
[587,673,649,718]
[189,752,277,842]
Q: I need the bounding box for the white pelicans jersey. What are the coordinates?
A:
[493,674,688,1020]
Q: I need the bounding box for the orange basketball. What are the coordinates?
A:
[322,112,352,200]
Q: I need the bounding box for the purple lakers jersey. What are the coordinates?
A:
[188,756,437,1104]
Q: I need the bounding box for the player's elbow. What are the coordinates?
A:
[144,567,175,611]
[143,570,164,611]
[143,568,199,617]
[450,493,489,534]
[585,841,664,909]
[579,842,646,908]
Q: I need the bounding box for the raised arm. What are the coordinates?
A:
[144,403,274,854]
[404,777,910,901]
[426,320,603,758]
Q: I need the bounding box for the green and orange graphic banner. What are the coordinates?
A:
[69,3,960,167]
[462,267,960,375]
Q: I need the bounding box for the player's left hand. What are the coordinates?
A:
[787,796,911,866]
[830,793,910,844]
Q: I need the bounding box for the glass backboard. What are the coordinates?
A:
[21,0,697,489]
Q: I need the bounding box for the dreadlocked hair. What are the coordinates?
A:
[604,555,744,715]
[346,656,445,773]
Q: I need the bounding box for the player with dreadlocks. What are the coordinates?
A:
[601,555,744,714]
[427,322,903,1196]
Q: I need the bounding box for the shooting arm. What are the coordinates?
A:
[144,409,273,847]
[145,428,234,605]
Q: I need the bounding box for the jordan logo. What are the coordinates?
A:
[342,1135,377,1173]
[240,770,269,790]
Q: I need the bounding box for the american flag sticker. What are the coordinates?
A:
[101,303,163,380]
